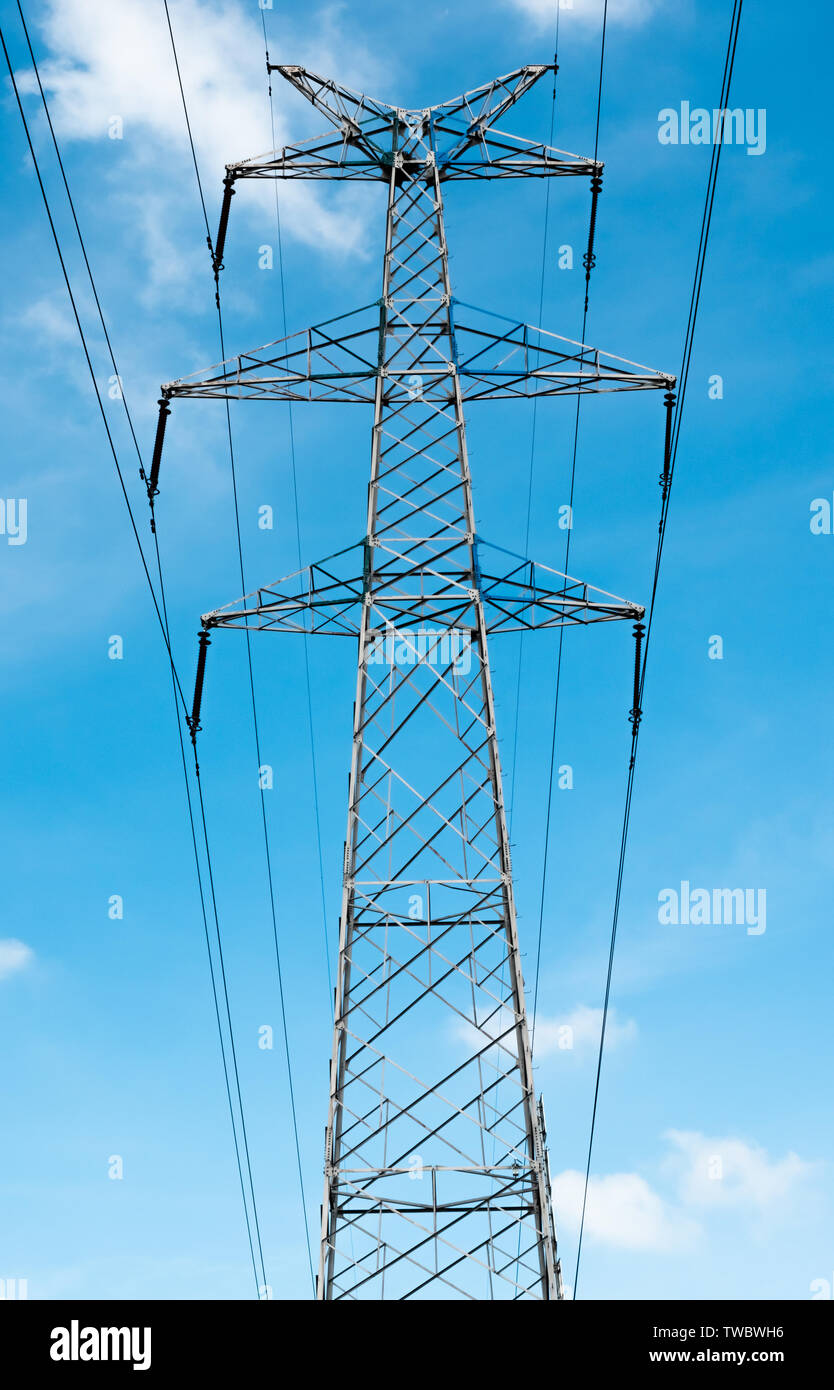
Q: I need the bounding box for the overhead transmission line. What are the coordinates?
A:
[530,0,609,1049]
[573,0,744,1298]
[508,4,561,826]
[4,3,269,1296]
[503,0,608,1298]
[260,8,332,1003]
[503,4,567,1294]
[1,21,183,707]
[161,0,315,1294]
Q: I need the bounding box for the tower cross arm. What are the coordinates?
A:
[226,128,599,185]
[157,299,674,408]
[437,128,600,181]
[226,127,392,182]
[196,539,645,638]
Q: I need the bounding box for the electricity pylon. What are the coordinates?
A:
[155,64,675,1300]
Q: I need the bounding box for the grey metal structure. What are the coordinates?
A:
[161,64,675,1300]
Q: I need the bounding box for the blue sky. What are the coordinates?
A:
[1,0,832,1301]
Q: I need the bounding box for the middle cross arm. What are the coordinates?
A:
[160,302,674,405]
[199,538,644,637]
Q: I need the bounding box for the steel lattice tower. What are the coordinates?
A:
[156,64,675,1300]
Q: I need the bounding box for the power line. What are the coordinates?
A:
[261,11,332,1003]
[162,0,212,247]
[153,550,267,1297]
[191,764,269,1293]
[0,20,184,710]
[504,0,608,1298]
[573,0,744,1299]
[162,0,315,1294]
[506,6,563,1292]
[531,0,609,1049]
[4,6,267,1296]
[508,14,560,826]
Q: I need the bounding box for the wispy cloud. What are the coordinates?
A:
[553,1130,818,1254]
[505,0,661,31]
[20,293,77,344]
[17,0,388,297]
[454,1002,636,1059]
[663,1129,819,1211]
[553,1167,699,1251]
[534,1004,637,1058]
[0,938,35,980]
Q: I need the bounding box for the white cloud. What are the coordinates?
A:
[553,1168,700,1251]
[507,0,660,29]
[20,294,77,345]
[17,0,387,295]
[0,939,34,980]
[663,1130,818,1211]
[552,1131,819,1254]
[534,1004,636,1058]
[454,1001,635,1059]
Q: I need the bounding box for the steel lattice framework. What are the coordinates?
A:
[158,64,675,1300]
